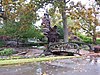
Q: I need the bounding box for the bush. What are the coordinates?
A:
[96,38,100,44]
[77,33,92,43]
[0,48,13,56]
[78,33,100,44]
[0,40,5,47]
[83,37,92,43]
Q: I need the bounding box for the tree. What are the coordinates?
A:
[62,0,69,42]
[95,0,100,5]
[37,0,70,42]
[67,2,100,43]
[0,0,41,41]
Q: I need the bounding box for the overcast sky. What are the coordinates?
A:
[71,0,95,4]
[37,0,96,17]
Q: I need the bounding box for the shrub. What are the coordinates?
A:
[0,40,5,47]
[0,48,13,56]
[78,33,100,44]
[96,38,100,44]
[77,33,92,43]
[83,37,92,43]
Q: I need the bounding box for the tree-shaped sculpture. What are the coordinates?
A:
[47,26,59,43]
[41,12,59,44]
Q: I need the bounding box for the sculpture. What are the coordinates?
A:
[47,26,59,43]
[41,13,59,44]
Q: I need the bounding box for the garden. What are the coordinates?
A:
[0,0,100,75]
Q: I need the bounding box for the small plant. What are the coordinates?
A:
[0,48,13,56]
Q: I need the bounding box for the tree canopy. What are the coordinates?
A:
[0,0,44,40]
[0,0,99,44]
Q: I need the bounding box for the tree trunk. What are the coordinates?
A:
[93,36,96,44]
[62,0,68,42]
[92,28,96,44]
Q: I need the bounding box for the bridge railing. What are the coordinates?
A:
[47,42,93,54]
[48,42,80,54]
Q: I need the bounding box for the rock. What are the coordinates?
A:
[24,49,43,58]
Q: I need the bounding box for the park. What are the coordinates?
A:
[0,0,100,75]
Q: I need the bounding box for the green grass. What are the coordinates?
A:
[0,56,81,66]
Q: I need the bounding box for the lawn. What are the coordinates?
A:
[0,56,81,66]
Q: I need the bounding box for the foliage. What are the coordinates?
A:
[57,25,64,39]
[49,8,62,26]
[0,0,70,42]
[96,38,100,44]
[0,28,5,35]
[95,0,100,5]
[68,18,80,35]
[77,32,100,44]
[39,0,70,42]
[67,1,100,43]
[0,40,5,47]
[78,32,92,43]
[1,0,99,44]
[39,0,99,42]
[0,48,13,56]
[0,0,46,42]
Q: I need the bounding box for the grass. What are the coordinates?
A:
[0,56,81,66]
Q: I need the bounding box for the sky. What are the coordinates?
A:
[71,0,95,4]
[37,0,96,18]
